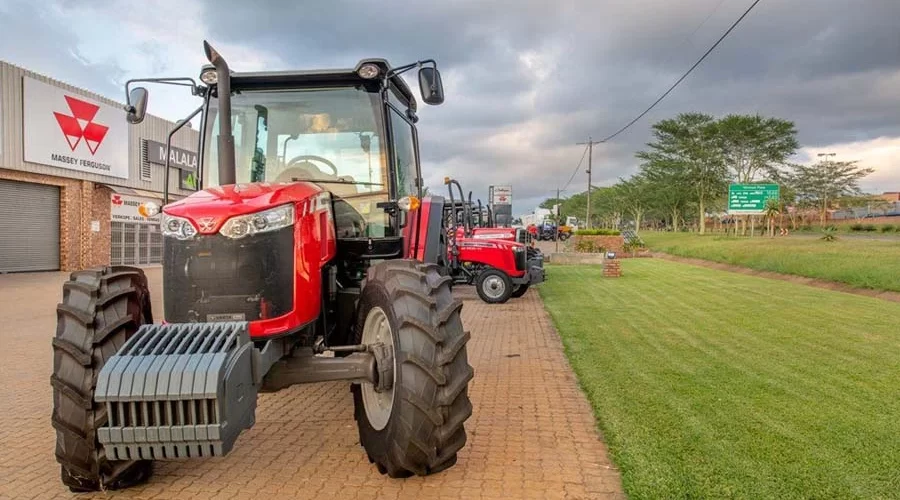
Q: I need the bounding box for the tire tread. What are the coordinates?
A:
[353,259,472,477]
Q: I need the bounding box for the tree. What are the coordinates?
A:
[616,174,651,232]
[588,186,623,229]
[717,115,798,183]
[636,113,728,234]
[539,197,563,210]
[792,160,874,225]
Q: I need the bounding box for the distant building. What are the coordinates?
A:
[0,60,198,272]
[878,192,900,202]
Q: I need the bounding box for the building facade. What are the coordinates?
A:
[0,61,200,272]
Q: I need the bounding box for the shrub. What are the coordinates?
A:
[820,226,838,242]
[574,229,621,236]
[574,239,606,253]
[863,224,877,232]
[881,224,895,233]
[850,223,864,232]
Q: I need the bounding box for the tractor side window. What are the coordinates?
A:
[389,107,417,198]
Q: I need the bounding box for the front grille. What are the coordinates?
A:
[163,226,294,323]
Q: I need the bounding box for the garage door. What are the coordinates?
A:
[0,180,60,272]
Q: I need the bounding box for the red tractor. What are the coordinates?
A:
[467,194,533,246]
[51,42,472,492]
[442,179,545,303]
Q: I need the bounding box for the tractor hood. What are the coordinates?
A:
[163,182,325,234]
[469,227,517,241]
[458,235,524,251]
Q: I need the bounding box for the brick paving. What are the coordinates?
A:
[0,268,623,499]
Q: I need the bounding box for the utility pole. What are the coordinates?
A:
[555,186,560,254]
[577,137,602,228]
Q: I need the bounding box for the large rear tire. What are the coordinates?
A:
[52,266,154,492]
[352,260,473,478]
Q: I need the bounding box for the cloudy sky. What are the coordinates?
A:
[2,0,898,214]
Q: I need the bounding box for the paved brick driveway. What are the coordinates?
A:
[0,268,622,499]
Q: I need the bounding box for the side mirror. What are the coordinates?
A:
[418,67,444,105]
[126,87,149,124]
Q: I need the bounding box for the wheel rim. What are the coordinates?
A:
[482,275,506,300]
[360,306,395,431]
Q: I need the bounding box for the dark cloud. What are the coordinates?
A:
[9,0,896,213]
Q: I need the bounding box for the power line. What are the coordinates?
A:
[561,143,589,193]
[598,0,763,143]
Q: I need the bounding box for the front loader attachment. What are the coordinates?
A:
[95,322,257,460]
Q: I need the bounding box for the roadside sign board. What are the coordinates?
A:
[728,184,779,214]
[111,193,161,224]
[491,185,512,205]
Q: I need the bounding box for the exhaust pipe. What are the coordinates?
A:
[204,41,236,186]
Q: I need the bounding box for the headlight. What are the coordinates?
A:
[219,204,294,239]
[161,214,197,240]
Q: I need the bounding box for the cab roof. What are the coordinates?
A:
[227,59,417,111]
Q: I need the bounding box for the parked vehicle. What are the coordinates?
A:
[51,42,472,492]
[442,178,545,303]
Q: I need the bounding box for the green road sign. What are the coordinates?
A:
[728,184,779,214]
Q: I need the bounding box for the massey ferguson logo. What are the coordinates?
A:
[197,217,218,232]
[111,194,123,206]
[53,95,109,155]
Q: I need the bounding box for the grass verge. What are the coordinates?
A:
[641,232,900,292]
[541,261,900,499]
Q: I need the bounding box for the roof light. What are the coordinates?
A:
[357,63,380,79]
[200,66,218,85]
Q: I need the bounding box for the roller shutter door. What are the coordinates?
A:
[0,180,60,272]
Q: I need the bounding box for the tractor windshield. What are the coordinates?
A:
[203,87,395,236]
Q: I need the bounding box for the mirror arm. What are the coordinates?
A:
[163,104,204,205]
[385,59,437,80]
[124,77,202,109]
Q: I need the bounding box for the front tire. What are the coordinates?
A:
[52,267,153,492]
[511,284,530,298]
[352,260,474,478]
[476,268,513,304]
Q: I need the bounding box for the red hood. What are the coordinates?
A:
[163,182,324,234]
[458,233,524,250]
[469,227,516,241]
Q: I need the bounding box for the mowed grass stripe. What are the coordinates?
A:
[642,232,900,292]
[540,260,900,499]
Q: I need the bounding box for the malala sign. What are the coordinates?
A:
[23,77,129,179]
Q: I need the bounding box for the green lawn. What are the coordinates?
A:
[642,232,900,292]
[540,261,900,500]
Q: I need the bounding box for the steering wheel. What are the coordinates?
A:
[276,154,339,183]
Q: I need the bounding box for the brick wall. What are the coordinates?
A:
[89,186,112,267]
[0,168,112,271]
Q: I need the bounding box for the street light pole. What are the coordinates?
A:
[817,153,836,225]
